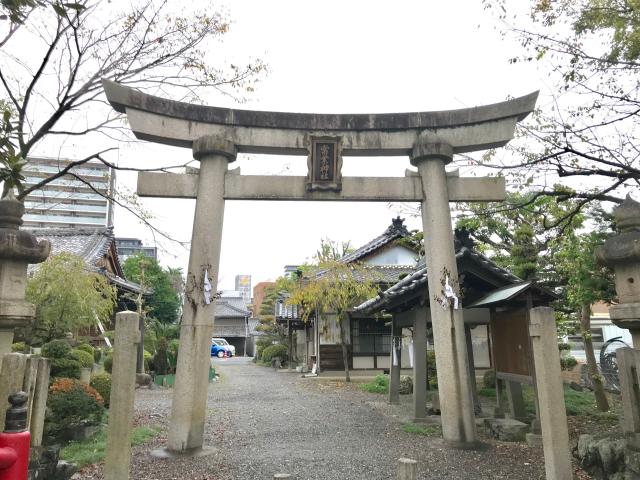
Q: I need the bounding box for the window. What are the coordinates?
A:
[352,318,391,355]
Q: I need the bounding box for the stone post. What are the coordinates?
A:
[505,381,527,421]
[167,136,236,453]
[529,307,572,480]
[104,311,140,480]
[617,348,640,436]
[397,458,417,480]
[413,309,427,422]
[0,352,28,431]
[29,357,50,448]
[389,319,401,405]
[597,195,640,345]
[410,134,476,447]
[0,193,49,367]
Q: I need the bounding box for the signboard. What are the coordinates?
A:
[491,308,532,382]
[306,136,342,191]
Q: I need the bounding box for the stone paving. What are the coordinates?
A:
[77,357,549,479]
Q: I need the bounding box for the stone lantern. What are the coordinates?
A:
[597,195,640,347]
[0,192,50,358]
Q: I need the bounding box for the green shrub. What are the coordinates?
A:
[51,358,82,379]
[11,342,28,353]
[103,355,113,374]
[261,344,288,364]
[152,338,170,375]
[143,350,152,372]
[560,356,578,370]
[93,347,103,363]
[42,339,71,359]
[361,374,389,394]
[76,343,95,357]
[167,339,179,369]
[72,349,94,369]
[90,373,112,406]
[483,369,496,389]
[558,342,571,351]
[45,378,104,440]
[426,350,437,386]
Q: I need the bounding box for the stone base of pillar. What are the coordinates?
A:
[150,446,217,459]
[443,439,484,451]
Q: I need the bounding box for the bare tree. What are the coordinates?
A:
[0,0,265,234]
[475,0,640,223]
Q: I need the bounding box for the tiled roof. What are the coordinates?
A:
[28,227,117,268]
[339,216,412,264]
[27,227,145,294]
[354,264,417,283]
[354,246,521,314]
[215,296,251,318]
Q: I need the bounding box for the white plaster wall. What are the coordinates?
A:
[471,325,491,368]
[363,245,417,266]
[376,356,388,368]
[353,356,374,369]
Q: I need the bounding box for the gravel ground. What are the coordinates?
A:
[73,358,579,479]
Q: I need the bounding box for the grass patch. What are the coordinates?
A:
[61,425,161,468]
[478,385,619,425]
[360,374,388,394]
[402,422,441,436]
[478,387,496,398]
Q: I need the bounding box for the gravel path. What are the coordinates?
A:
[76,358,554,479]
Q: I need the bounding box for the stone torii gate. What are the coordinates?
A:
[103,80,537,453]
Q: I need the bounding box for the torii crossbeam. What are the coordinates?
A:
[103,79,537,453]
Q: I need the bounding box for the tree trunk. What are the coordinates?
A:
[580,302,609,411]
[340,315,350,382]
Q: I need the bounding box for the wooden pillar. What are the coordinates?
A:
[288,319,293,371]
[465,324,482,415]
[495,378,505,418]
[413,309,427,422]
[389,318,401,405]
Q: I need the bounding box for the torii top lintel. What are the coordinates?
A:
[102,80,538,156]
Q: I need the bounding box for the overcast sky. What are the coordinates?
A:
[109,0,545,291]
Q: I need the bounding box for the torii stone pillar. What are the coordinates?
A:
[411,134,477,447]
[101,79,538,453]
[167,136,236,453]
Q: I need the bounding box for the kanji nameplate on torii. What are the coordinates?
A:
[306,136,342,191]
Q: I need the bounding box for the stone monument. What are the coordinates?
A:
[597,195,640,345]
[0,192,50,363]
